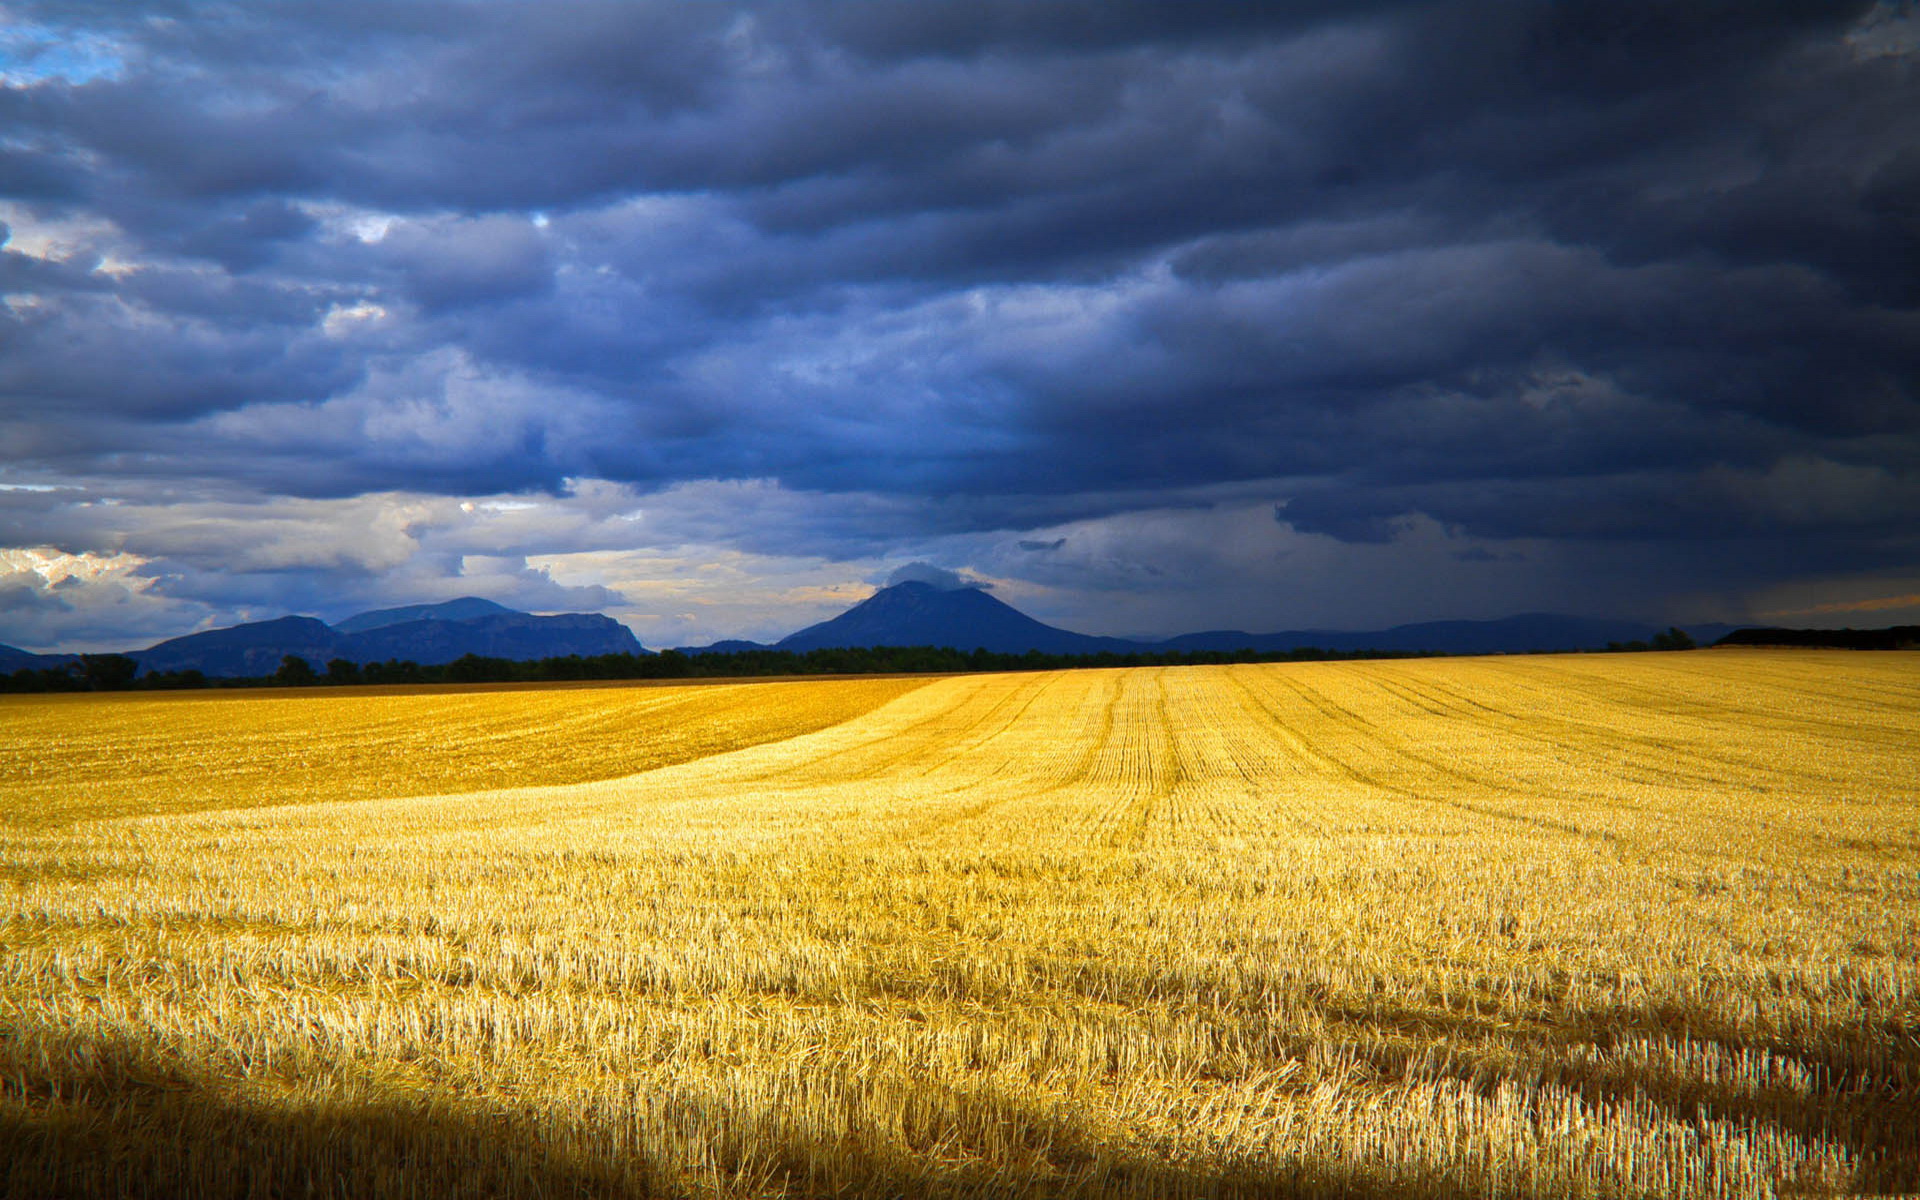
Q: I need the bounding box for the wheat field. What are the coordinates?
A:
[1,651,1916,1198]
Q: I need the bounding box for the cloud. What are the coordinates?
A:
[0,547,204,652]
[0,1,1913,646]
[885,562,990,591]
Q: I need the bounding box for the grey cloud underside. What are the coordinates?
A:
[0,0,1914,567]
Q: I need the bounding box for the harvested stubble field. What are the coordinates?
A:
[0,651,1916,1198]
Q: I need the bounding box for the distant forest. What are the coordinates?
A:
[0,628,1746,694]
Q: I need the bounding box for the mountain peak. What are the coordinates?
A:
[777,580,1134,654]
[333,596,519,634]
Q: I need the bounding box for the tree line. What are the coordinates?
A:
[4,643,1453,693]
[2,628,1724,694]
[1605,628,1697,653]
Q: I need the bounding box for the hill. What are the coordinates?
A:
[776,586,1722,657]
[331,596,517,634]
[128,600,649,677]
[339,611,643,664]
[0,643,78,673]
[685,639,773,655]
[133,616,342,679]
[776,581,1140,655]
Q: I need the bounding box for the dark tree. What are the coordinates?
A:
[445,653,513,683]
[78,654,139,690]
[326,658,362,685]
[273,655,319,686]
[143,669,207,690]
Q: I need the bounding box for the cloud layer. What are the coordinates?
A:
[2,2,1917,648]
[887,562,989,592]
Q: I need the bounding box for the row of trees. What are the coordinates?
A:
[4,642,1449,693]
[3,631,1717,694]
[1605,627,1696,652]
[1,654,209,693]
[291,643,1450,687]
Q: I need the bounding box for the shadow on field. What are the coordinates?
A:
[0,1030,622,1199]
[3,1025,1515,1200]
[1015,951,1920,1194]
[1319,996,1920,1194]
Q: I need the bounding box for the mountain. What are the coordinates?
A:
[339,611,644,663]
[128,599,649,677]
[134,616,342,679]
[775,588,1712,657]
[0,643,77,673]
[776,581,1140,655]
[683,639,772,655]
[15,586,1749,681]
[1157,613,1675,656]
[332,596,516,634]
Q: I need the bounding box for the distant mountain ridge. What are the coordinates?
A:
[135,616,342,679]
[1156,614,1714,656]
[11,585,1749,680]
[129,600,648,677]
[0,643,77,673]
[695,639,775,655]
[758,582,1693,657]
[340,612,642,664]
[332,597,517,634]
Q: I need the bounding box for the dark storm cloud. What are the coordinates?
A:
[1,0,1917,630]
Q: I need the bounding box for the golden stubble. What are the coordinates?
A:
[1,651,1916,1197]
[0,675,928,827]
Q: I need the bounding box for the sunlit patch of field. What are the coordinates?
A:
[2,650,1916,1197]
[0,676,928,827]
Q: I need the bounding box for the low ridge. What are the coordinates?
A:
[332,596,517,634]
[128,603,648,677]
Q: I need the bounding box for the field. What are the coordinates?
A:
[1,651,1916,1198]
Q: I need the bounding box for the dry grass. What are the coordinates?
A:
[0,676,926,827]
[1,650,1916,1197]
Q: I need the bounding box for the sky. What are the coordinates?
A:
[2,1,1917,652]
